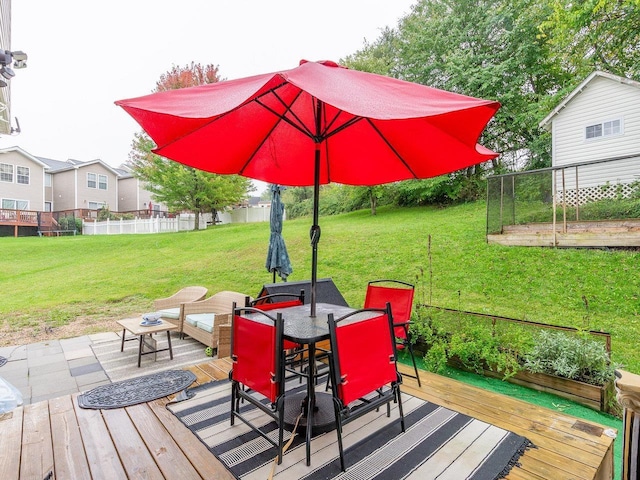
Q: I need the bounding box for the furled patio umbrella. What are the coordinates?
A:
[116,60,500,316]
[266,184,292,282]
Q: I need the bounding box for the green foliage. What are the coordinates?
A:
[57,216,82,234]
[413,307,526,379]
[523,330,616,386]
[370,0,568,171]
[413,305,615,386]
[540,0,640,80]
[281,184,392,219]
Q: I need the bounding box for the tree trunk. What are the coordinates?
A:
[194,210,200,230]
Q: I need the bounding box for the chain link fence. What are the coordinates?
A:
[487,154,640,235]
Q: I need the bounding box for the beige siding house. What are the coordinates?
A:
[0,147,47,211]
[115,165,161,213]
[0,146,164,214]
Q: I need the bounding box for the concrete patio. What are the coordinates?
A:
[0,329,211,406]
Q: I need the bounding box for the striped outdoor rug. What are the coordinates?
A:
[168,380,533,480]
[91,334,210,382]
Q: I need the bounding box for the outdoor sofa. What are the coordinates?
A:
[180,290,251,351]
[153,286,208,328]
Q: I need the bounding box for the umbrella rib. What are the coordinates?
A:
[364,118,418,178]
[237,89,316,175]
[324,114,364,139]
[254,90,315,139]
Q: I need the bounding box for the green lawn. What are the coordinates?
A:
[2,201,639,374]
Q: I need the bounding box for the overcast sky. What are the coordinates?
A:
[6,0,416,186]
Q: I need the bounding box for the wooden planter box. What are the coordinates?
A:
[445,356,616,414]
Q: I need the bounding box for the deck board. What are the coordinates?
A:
[72,393,128,479]
[49,395,92,480]
[0,358,615,480]
[20,401,54,480]
[0,408,23,479]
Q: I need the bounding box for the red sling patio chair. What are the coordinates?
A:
[229,305,287,463]
[364,280,421,386]
[247,291,307,373]
[327,303,405,472]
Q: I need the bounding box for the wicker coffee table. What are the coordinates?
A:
[117,318,178,367]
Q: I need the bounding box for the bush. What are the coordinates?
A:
[523,330,616,386]
[412,306,526,379]
[412,306,615,386]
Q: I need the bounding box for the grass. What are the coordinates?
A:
[1,201,639,374]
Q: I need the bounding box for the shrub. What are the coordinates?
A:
[412,306,615,386]
[523,330,616,386]
[412,306,526,379]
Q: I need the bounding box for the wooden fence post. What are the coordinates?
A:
[615,370,640,479]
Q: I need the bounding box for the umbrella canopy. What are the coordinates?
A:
[116,59,500,315]
[266,184,292,282]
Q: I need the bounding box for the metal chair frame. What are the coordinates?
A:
[327,303,405,471]
[229,305,287,463]
[365,279,421,387]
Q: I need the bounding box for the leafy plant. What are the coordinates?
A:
[523,330,616,386]
[412,306,526,379]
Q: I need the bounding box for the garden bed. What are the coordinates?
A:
[446,356,615,413]
[412,305,618,414]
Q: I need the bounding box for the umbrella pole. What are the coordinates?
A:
[310,143,321,317]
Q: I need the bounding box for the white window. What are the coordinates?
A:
[0,163,13,182]
[2,199,28,210]
[585,118,622,140]
[98,174,107,190]
[45,173,52,187]
[87,172,97,188]
[88,201,106,210]
[17,166,29,184]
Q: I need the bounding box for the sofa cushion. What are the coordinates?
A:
[157,308,180,319]
[185,313,216,333]
[184,315,199,327]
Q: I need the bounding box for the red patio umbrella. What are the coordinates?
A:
[116,60,500,315]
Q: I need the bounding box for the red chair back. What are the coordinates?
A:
[364,282,414,341]
[250,292,304,350]
[231,310,282,403]
[253,299,302,311]
[330,309,397,406]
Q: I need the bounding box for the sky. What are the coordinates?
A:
[5,0,416,194]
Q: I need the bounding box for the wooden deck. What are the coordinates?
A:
[0,359,615,479]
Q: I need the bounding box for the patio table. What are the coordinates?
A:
[245,302,375,466]
[116,317,178,367]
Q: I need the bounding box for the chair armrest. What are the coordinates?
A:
[154,297,179,310]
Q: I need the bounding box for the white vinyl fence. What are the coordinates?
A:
[82,214,206,235]
[82,207,276,235]
[217,206,273,224]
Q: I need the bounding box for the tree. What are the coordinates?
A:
[341,0,577,204]
[127,62,253,229]
[541,0,640,81]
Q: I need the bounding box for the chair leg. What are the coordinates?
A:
[277,398,285,464]
[230,382,237,426]
[406,341,421,387]
[396,385,406,433]
[335,413,346,472]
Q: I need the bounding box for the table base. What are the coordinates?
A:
[283,391,335,434]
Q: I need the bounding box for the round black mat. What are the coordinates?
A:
[77,369,196,409]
